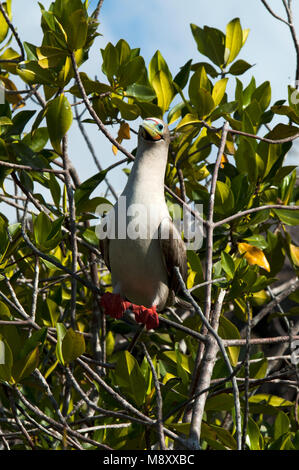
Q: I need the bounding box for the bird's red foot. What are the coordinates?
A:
[131,304,159,330]
[100,292,131,319]
[100,293,159,329]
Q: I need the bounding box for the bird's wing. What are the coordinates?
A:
[99,237,111,271]
[158,217,188,296]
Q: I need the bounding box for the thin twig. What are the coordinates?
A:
[0,1,25,59]
[73,96,118,200]
[190,121,229,415]
[214,203,299,228]
[62,135,78,329]
[241,300,252,450]
[142,343,166,450]
[260,0,290,25]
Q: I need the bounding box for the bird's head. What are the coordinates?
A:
[138,118,170,144]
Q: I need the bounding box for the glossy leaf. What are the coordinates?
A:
[17,60,55,85]
[149,50,174,114]
[61,328,85,364]
[221,251,235,279]
[273,209,299,226]
[212,78,228,106]
[46,94,73,153]
[228,59,253,75]
[225,18,243,65]
[114,350,147,406]
[65,9,88,50]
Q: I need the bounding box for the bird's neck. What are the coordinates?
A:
[123,141,168,200]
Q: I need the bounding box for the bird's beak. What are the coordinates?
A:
[140,119,163,141]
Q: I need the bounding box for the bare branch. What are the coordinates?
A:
[260,0,290,25]
[142,343,166,450]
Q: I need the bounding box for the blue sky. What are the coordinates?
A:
[4,0,299,219]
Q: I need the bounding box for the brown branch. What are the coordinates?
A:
[189,122,229,421]
[0,1,25,60]
[223,334,299,347]
[214,203,299,228]
[260,0,290,26]
[0,159,66,174]
[142,343,166,450]
[92,0,104,20]
[62,135,78,329]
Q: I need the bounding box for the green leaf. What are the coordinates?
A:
[214,180,235,215]
[0,1,11,43]
[247,416,263,450]
[251,81,271,111]
[149,50,174,114]
[119,56,145,88]
[33,212,51,247]
[265,123,299,140]
[106,331,115,357]
[225,18,243,65]
[191,24,225,67]
[20,327,47,360]
[74,170,109,210]
[114,350,147,406]
[190,88,215,119]
[221,251,235,279]
[125,83,156,102]
[23,127,49,152]
[36,45,68,69]
[55,322,67,365]
[173,59,192,90]
[17,60,55,85]
[273,208,299,225]
[61,328,85,364]
[46,94,73,153]
[212,78,228,106]
[249,394,293,407]
[218,315,240,365]
[111,97,140,121]
[101,42,119,82]
[9,110,36,136]
[228,59,253,75]
[274,411,290,440]
[12,346,39,383]
[65,9,88,50]
[271,104,299,125]
[47,173,60,209]
[242,235,268,250]
[0,301,11,319]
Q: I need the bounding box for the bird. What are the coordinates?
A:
[99,117,188,330]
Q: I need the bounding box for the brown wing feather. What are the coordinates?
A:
[158,218,188,298]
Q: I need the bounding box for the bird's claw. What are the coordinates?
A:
[100,292,159,329]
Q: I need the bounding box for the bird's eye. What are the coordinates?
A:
[157,124,163,131]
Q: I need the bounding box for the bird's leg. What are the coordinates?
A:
[100,292,131,319]
[130,304,159,330]
[100,292,159,329]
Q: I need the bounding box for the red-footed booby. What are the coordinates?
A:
[100,118,188,329]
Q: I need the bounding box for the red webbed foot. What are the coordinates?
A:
[131,304,159,330]
[100,292,131,319]
[100,293,159,329]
